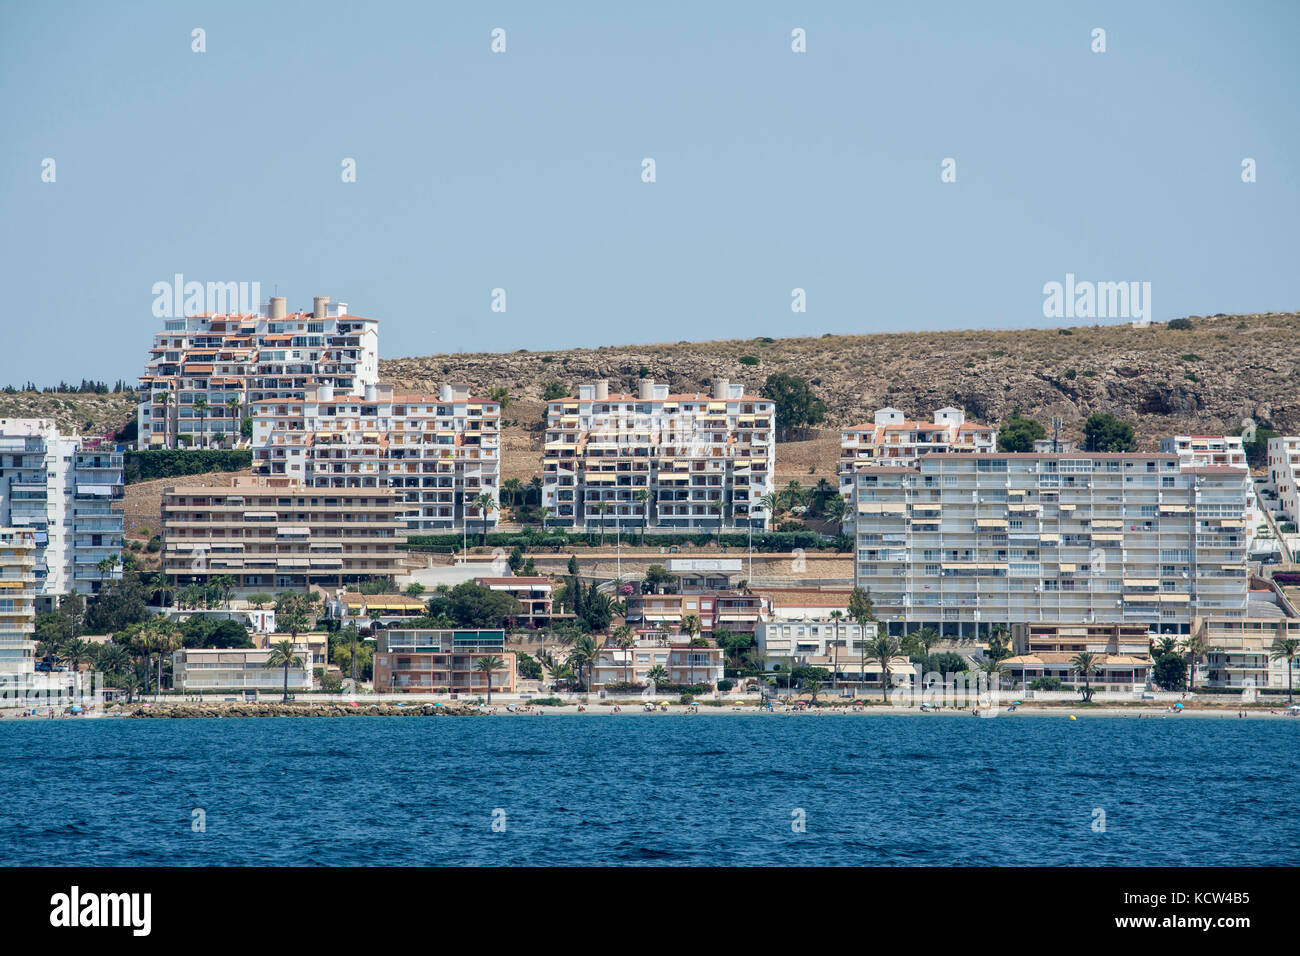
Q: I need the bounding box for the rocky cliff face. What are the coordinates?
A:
[381,312,1300,447]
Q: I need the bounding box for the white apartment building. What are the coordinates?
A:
[589,639,726,690]
[1161,434,1264,551]
[0,529,37,678]
[137,295,379,449]
[252,383,500,532]
[171,646,316,692]
[1265,436,1300,523]
[543,379,775,532]
[0,420,124,609]
[839,407,997,499]
[852,453,1250,640]
[754,619,884,677]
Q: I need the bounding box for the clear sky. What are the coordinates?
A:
[1,0,1296,386]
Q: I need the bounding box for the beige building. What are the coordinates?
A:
[137,295,379,449]
[543,379,775,532]
[373,629,516,694]
[852,453,1250,639]
[590,639,725,690]
[172,645,317,692]
[840,407,997,499]
[162,477,407,591]
[252,382,500,533]
[0,529,37,677]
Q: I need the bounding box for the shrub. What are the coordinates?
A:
[146,536,162,553]
[1029,677,1062,691]
[717,679,734,692]
[738,355,759,366]
[1167,317,1194,330]
[124,449,251,483]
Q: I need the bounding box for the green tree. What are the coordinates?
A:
[446,581,523,629]
[644,564,672,594]
[1151,653,1186,692]
[542,381,569,401]
[474,655,505,704]
[1071,651,1100,700]
[848,586,876,683]
[1269,636,1300,705]
[998,412,1047,453]
[192,396,208,448]
[760,373,827,441]
[864,632,901,701]
[1083,413,1136,452]
[634,488,651,543]
[473,493,497,545]
[265,639,304,702]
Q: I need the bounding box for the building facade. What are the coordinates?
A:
[0,419,124,608]
[172,645,316,692]
[754,619,884,679]
[252,383,500,532]
[590,639,725,690]
[852,453,1250,638]
[136,295,379,449]
[0,529,37,678]
[162,477,407,591]
[839,407,997,499]
[543,379,775,532]
[373,629,517,694]
[1265,436,1300,523]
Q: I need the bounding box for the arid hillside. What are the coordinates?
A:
[383,312,1300,449]
[6,313,1296,481]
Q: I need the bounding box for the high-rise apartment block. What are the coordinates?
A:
[1265,436,1300,523]
[161,477,407,591]
[0,528,37,678]
[0,419,124,609]
[252,383,500,532]
[542,379,775,532]
[839,407,997,498]
[852,452,1250,639]
[136,295,379,449]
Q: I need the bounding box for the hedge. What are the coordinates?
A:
[404,530,848,553]
[124,449,252,483]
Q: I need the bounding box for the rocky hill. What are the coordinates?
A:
[7,312,1296,456]
[383,312,1300,448]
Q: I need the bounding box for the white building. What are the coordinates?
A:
[543,379,775,532]
[754,619,884,677]
[852,453,1251,640]
[839,407,997,499]
[0,528,37,678]
[1161,435,1265,551]
[0,419,124,609]
[252,382,500,532]
[1265,436,1300,524]
[171,646,316,692]
[137,295,379,449]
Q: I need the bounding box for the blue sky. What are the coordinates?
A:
[1,0,1296,385]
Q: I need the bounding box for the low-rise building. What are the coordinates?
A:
[172,646,317,692]
[839,406,997,498]
[754,619,883,682]
[999,652,1150,692]
[1195,592,1300,690]
[590,639,725,690]
[474,577,559,626]
[328,590,429,625]
[162,477,407,591]
[373,629,516,694]
[627,558,767,635]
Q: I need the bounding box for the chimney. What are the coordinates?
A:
[713,378,730,400]
[269,297,286,320]
[639,379,655,400]
[594,380,609,401]
[313,296,330,319]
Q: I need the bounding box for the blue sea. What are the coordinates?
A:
[1,715,1296,866]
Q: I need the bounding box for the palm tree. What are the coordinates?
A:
[149,572,171,608]
[709,499,725,546]
[822,492,848,527]
[537,505,551,532]
[96,643,131,679]
[225,395,242,446]
[474,655,505,704]
[864,632,902,702]
[828,609,843,691]
[681,614,702,687]
[781,480,804,512]
[974,655,1007,692]
[592,500,612,545]
[634,488,651,543]
[915,626,940,661]
[848,585,876,684]
[193,396,208,448]
[214,574,235,608]
[1185,629,1209,693]
[155,390,174,446]
[568,634,601,692]
[96,554,120,589]
[646,664,669,688]
[1071,651,1099,702]
[757,491,779,527]
[60,638,94,676]
[473,492,497,545]
[265,639,304,702]
[801,678,822,705]
[502,478,523,515]
[1269,636,1300,705]
[612,624,635,685]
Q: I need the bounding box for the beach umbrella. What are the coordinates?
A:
[1012,701,1023,706]
[1174,702,1184,709]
